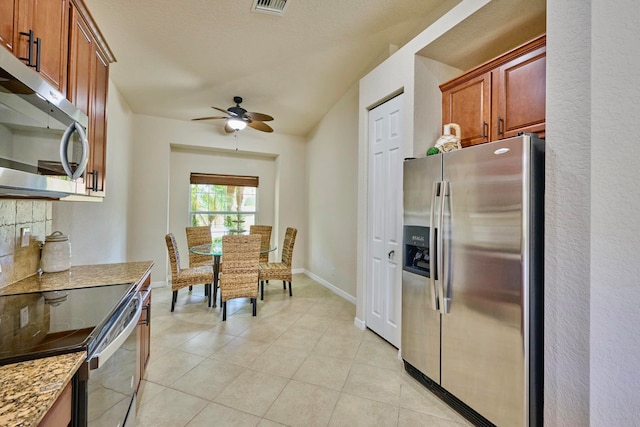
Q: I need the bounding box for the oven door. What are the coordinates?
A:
[86,294,142,427]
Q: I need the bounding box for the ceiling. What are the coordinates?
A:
[84,0,545,137]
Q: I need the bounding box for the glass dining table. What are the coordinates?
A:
[189,243,276,307]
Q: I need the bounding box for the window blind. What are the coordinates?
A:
[190,173,259,187]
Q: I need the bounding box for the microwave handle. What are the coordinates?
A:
[60,121,89,180]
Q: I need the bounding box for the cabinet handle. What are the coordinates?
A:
[34,37,41,72]
[482,121,488,139]
[497,116,504,135]
[19,30,36,67]
[86,171,93,190]
[87,170,99,191]
[143,304,151,326]
[388,250,395,259]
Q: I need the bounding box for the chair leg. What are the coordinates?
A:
[222,301,227,321]
[252,298,257,316]
[288,281,292,297]
[189,285,193,291]
[207,284,212,307]
[171,290,178,312]
[282,280,286,290]
[213,283,218,308]
[260,281,264,301]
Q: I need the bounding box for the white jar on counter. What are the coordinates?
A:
[41,231,71,273]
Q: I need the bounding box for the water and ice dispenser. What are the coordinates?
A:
[403,225,431,278]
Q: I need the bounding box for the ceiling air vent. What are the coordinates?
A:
[251,0,289,16]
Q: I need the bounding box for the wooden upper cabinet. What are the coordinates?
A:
[89,48,108,193]
[67,8,92,114]
[442,72,491,147]
[14,0,69,93]
[68,0,113,195]
[440,35,546,147]
[492,44,546,139]
[0,0,15,52]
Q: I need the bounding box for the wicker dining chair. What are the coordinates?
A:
[218,234,261,321]
[185,226,216,298]
[249,225,272,263]
[186,226,214,268]
[258,227,297,300]
[165,233,213,311]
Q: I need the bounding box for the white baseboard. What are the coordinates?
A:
[302,269,356,305]
[354,317,366,330]
[151,280,167,288]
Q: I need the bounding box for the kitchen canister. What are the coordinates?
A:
[41,231,71,273]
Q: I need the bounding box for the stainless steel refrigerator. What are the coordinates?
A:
[401,134,544,427]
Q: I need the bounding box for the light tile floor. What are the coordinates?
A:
[136,274,472,427]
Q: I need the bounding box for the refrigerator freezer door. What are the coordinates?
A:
[402,155,442,382]
[440,136,531,427]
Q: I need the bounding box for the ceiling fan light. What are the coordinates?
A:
[227,118,247,131]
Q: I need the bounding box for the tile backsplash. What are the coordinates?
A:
[0,200,52,288]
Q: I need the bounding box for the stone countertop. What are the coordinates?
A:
[0,351,86,427]
[0,261,154,296]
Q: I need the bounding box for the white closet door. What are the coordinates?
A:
[366,93,403,347]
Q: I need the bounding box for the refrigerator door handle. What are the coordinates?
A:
[429,181,440,311]
[439,180,451,314]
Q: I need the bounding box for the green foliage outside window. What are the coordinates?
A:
[189,184,257,239]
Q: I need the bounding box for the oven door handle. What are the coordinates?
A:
[89,295,142,370]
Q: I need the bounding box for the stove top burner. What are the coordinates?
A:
[0,283,134,365]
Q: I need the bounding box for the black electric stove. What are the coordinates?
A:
[0,283,135,366]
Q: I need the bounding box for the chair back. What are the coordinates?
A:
[165,233,181,280]
[249,225,272,263]
[220,234,261,301]
[281,227,297,267]
[186,226,213,267]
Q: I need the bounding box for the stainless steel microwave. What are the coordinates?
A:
[0,48,92,199]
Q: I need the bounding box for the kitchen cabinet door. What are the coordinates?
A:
[88,47,108,193]
[68,3,109,194]
[39,380,72,427]
[440,35,546,146]
[441,72,491,148]
[67,7,91,114]
[492,44,546,139]
[14,0,69,93]
[0,0,15,52]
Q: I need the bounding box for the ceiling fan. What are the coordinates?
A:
[192,96,274,133]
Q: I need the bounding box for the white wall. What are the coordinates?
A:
[545,0,591,424]
[413,55,462,156]
[52,81,133,265]
[547,0,640,422]
[305,83,359,300]
[126,115,306,283]
[589,0,640,424]
[356,0,489,325]
[168,146,277,268]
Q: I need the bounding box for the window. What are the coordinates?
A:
[189,173,258,242]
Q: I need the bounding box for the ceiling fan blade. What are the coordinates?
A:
[211,106,233,116]
[248,121,273,133]
[245,111,273,122]
[192,116,228,121]
[224,122,236,133]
